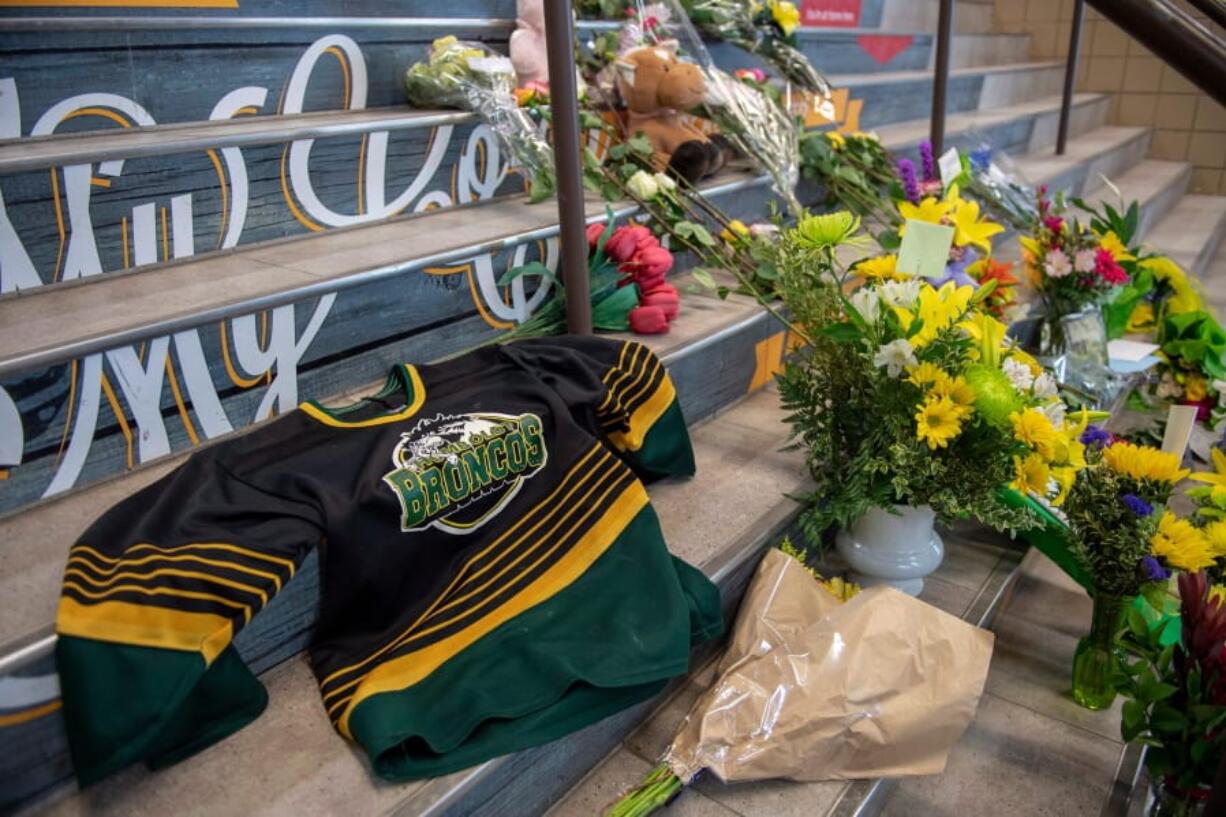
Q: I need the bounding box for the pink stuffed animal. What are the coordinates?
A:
[510,0,549,87]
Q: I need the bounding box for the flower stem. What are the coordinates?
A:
[603,764,684,817]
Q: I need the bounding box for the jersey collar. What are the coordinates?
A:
[299,364,426,427]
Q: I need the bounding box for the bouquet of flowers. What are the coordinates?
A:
[1114,571,1226,813]
[864,150,1020,319]
[606,543,993,817]
[502,211,674,338]
[772,210,1083,545]
[1059,432,1210,708]
[961,145,1039,230]
[1019,189,1134,346]
[799,129,898,226]
[404,36,556,201]
[681,0,832,98]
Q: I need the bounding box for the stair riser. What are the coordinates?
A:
[878,0,996,34]
[0,302,790,812]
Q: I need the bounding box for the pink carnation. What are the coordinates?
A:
[1094,248,1128,284]
[1043,216,1064,233]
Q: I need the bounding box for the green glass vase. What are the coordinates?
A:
[1071,592,1127,710]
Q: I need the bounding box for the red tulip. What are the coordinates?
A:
[629,305,670,334]
[636,245,674,278]
[633,270,667,295]
[641,282,678,299]
[586,222,606,249]
[604,227,641,262]
[641,290,680,320]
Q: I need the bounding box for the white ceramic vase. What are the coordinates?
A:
[835,504,944,596]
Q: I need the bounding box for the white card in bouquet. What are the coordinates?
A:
[1161,404,1199,458]
[938,148,962,187]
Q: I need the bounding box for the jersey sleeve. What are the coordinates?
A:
[54,451,321,787]
[505,336,695,480]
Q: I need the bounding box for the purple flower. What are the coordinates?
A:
[919,140,937,183]
[897,158,921,204]
[932,246,979,288]
[1141,556,1171,582]
[1080,425,1112,448]
[1121,493,1154,517]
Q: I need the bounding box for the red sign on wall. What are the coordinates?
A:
[800,0,862,28]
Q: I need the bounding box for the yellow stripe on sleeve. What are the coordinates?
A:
[606,377,676,453]
[57,596,235,665]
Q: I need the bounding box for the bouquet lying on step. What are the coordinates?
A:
[606,546,994,816]
[404,36,556,201]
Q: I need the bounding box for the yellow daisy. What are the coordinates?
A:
[769,0,800,36]
[916,395,965,450]
[1010,408,1058,461]
[1103,442,1192,484]
[1205,519,1226,558]
[930,374,976,407]
[1011,453,1051,496]
[907,362,948,388]
[825,130,846,150]
[855,254,907,280]
[1150,514,1215,572]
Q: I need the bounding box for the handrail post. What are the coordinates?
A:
[1057,0,1086,155]
[542,1,592,335]
[930,0,954,156]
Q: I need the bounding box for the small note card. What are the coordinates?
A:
[897,219,955,279]
[938,148,962,187]
[1160,404,1199,459]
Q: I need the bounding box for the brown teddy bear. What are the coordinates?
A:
[614,43,730,184]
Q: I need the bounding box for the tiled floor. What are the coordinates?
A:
[550,524,1139,817]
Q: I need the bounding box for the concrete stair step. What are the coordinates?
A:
[1140,194,1226,279]
[15,386,811,817]
[548,520,1026,817]
[1080,159,1193,241]
[876,0,997,34]
[1011,125,1153,200]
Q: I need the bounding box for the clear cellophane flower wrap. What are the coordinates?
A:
[959,136,1038,232]
[683,0,833,101]
[626,0,803,215]
[664,548,995,784]
[404,36,555,201]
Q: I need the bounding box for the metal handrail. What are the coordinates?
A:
[930,0,955,156]
[1084,0,1226,108]
[542,2,592,335]
[1186,0,1226,31]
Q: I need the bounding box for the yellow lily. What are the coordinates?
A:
[898,196,953,228]
[951,196,1005,253]
[958,311,1008,367]
[897,282,975,348]
[1190,447,1226,501]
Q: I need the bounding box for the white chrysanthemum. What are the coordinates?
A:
[1002,357,1034,390]
[1032,372,1058,399]
[873,339,917,377]
[849,287,880,323]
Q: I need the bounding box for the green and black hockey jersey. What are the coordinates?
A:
[55,336,722,786]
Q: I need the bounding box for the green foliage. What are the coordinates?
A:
[798,131,898,226]
[1115,592,1226,791]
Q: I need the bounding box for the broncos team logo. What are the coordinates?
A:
[382,412,547,534]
